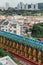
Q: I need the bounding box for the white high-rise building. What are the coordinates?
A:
[31,4,34,10]
[17,2,25,10]
[25,4,28,10]
[35,3,38,10]
[17,4,20,9]
[5,2,9,10]
[16,2,39,10]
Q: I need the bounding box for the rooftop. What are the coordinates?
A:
[0,56,17,65]
[0,30,43,51]
[38,38,43,41]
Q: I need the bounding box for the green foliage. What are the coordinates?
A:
[0,9,43,16]
[31,23,43,38]
[0,47,13,59]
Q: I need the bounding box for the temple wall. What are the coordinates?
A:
[0,36,43,64]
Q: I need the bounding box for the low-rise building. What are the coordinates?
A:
[0,56,17,65]
[0,19,29,36]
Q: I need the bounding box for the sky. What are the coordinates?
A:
[0,0,43,7]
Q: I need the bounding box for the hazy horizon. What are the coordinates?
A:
[0,0,43,7]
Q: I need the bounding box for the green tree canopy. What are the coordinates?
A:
[31,23,43,38]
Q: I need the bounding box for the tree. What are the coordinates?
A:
[31,23,43,38]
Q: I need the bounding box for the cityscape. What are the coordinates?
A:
[0,0,43,65]
[0,2,43,10]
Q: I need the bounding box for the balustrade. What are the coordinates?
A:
[28,47,32,59]
[38,51,42,64]
[33,49,37,62]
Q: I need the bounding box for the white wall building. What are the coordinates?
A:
[17,2,25,10]
[25,4,28,10]
[5,2,9,10]
[0,19,28,35]
[35,3,39,10]
[31,4,34,10]
[0,19,21,35]
[0,56,17,65]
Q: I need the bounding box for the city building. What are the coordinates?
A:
[31,4,34,10]
[16,2,39,10]
[0,2,43,10]
[17,2,25,10]
[35,3,39,10]
[0,19,29,35]
[24,4,28,10]
[0,56,17,65]
[0,2,9,11]
[0,15,43,36]
[38,3,43,10]
[0,19,22,35]
[14,15,43,24]
[5,2,9,10]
